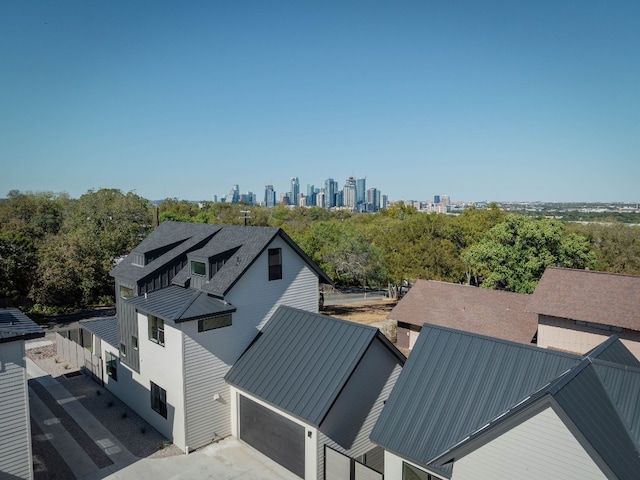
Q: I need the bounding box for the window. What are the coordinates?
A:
[268,248,282,280]
[120,343,127,357]
[403,462,433,480]
[150,381,167,418]
[149,315,165,346]
[132,335,138,350]
[105,351,117,381]
[120,285,134,299]
[191,261,206,276]
[198,314,232,332]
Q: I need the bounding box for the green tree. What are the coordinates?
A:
[0,233,37,300]
[570,222,640,275]
[463,214,595,293]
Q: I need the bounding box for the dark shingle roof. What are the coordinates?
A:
[0,308,45,343]
[81,317,119,348]
[529,267,640,331]
[126,285,236,322]
[388,280,538,345]
[370,324,581,475]
[111,222,332,296]
[372,325,640,479]
[225,305,404,427]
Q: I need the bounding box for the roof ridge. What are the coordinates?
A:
[546,266,640,280]
[173,288,206,320]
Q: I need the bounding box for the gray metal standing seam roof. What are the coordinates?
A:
[0,308,45,343]
[126,285,236,322]
[225,305,404,427]
[80,317,119,348]
[111,222,332,295]
[371,325,640,479]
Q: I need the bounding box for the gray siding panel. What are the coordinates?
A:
[117,279,140,372]
[0,341,32,480]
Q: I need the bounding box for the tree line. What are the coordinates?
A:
[2,189,639,313]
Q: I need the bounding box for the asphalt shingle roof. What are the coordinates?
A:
[225,305,404,427]
[0,308,45,343]
[388,280,538,345]
[529,267,640,331]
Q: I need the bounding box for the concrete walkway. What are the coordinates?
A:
[27,358,138,479]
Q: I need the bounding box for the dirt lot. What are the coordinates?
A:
[322,298,397,325]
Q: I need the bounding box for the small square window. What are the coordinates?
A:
[191,261,206,276]
[132,336,138,350]
[120,343,127,357]
[268,248,282,281]
[150,381,167,419]
[120,285,134,299]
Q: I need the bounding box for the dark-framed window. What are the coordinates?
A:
[106,351,118,381]
[198,314,232,332]
[150,381,167,418]
[403,462,433,480]
[120,285,134,299]
[149,315,165,346]
[268,248,282,281]
[132,335,139,350]
[120,343,127,357]
[191,261,206,276]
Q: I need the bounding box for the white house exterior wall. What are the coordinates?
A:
[181,236,320,451]
[101,313,187,451]
[318,340,403,479]
[538,315,640,360]
[0,340,33,480]
[229,387,318,480]
[450,406,606,480]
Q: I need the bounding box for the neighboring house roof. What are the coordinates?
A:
[371,324,640,479]
[225,305,405,427]
[0,308,45,343]
[529,267,640,331]
[388,280,538,344]
[126,285,236,322]
[80,317,119,348]
[111,221,332,296]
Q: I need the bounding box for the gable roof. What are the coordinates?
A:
[529,267,640,331]
[111,221,331,297]
[388,280,538,344]
[126,285,236,322]
[0,308,45,344]
[225,305,404,427]
[371,324,640,479]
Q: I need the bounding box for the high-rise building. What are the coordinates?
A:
[381,194,388,210]
[356,177,366,206]
[306,184,316,207]
[441,195,450,206]
[367,187,378,212]
[434,195,441,204]
[290,177,300,207]
[229,184,240,204]
[325,178,337,208]
[344,177,357,210]
[264,185,276,207]
[317,191,326,209]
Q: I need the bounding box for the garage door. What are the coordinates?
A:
[239,395,305,478]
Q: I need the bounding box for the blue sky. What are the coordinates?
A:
[2,1,639,203]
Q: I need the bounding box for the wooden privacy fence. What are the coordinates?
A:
[56,332,103,385]
[325,446,383,480]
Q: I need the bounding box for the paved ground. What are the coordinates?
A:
[26,338,299,480]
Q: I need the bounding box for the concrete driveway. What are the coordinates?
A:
[103,438,300,480]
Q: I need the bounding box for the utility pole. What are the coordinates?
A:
[239,210,252,226]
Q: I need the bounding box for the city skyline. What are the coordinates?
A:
[2,2,639,203]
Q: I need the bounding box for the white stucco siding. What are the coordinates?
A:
[102,313,187,450]
[451,406,606,480]
[0,341,32,480]
[538,315,640,360]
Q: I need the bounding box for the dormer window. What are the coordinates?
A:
[191,261,206,276]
